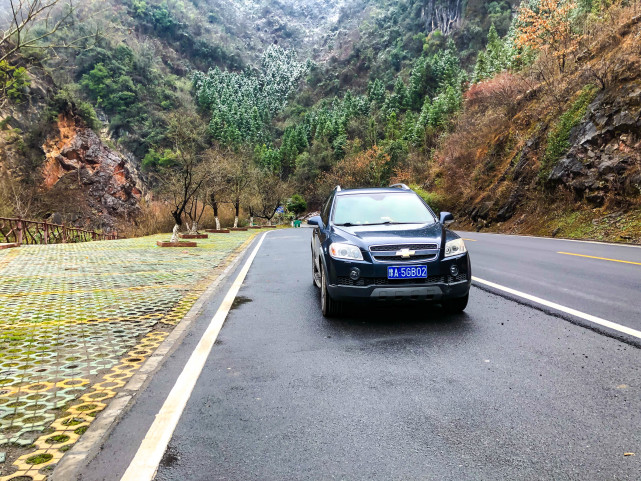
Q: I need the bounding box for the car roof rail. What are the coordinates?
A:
[389,183,410,190]
[335,185,342,192]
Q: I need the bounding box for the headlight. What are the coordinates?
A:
[329,242,363,261]
[444,238,466,258]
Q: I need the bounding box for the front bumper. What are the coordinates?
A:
[327,281,469,302]
[325,253,471,302]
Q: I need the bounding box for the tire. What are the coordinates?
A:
[442,293,469,313]
[312,255,321,288]
[320,267,342,318]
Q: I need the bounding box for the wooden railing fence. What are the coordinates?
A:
[0,217,118,245]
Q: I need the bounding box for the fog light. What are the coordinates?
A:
[349,267,360,281]
[450,265,459,277]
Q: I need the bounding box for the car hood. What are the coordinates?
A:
[333,223,445,246]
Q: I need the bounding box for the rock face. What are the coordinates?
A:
[547,81,641,206]
[465,76,641,229]
[42,114,144,229]
[420,0,464,35]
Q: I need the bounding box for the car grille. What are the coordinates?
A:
[449,273,468,283]
[370,244,438,252]
[336,274,468,287]
[372,253,436,262]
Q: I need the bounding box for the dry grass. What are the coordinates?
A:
[120,200,243,238]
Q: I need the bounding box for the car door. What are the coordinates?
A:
[313,192,334,272]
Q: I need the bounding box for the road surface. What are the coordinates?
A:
[79,229,641,481]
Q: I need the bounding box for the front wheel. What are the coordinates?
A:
[321,267,342,318]
[312,255,321,288]
[442,294,469,314]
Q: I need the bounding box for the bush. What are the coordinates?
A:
[48,89,101,132]
[0,60,30,102]
[287,194,307,216]
[411,184,444,212]
[464,72,526,117]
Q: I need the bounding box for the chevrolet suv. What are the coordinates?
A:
[308,184,471,317]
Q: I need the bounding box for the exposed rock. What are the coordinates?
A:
[470,201,493,221]
[496,188,523,222]
[512,136,539,181]
[41,114,144,230]
[546,79,641,206]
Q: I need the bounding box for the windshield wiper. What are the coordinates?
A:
[362,221,417,226]
[335,221,424,227]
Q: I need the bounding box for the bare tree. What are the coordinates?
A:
[221,149,252,228]
[202,148,229,231]
[0,0,97,61]
[185,190,207,234]
[0,164,33,217]
[249,168,290,226]
[156,112,208,242]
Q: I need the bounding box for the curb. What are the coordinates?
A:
[51,234,260,481]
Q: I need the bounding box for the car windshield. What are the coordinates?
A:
[332,193,435,226]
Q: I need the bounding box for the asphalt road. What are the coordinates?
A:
[461,232,641,332]
[79,229,641,481]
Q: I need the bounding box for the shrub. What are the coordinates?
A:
[48,89,101,132]
[464,72,527,117]
[411,184,444,212]
[287,194,307,216]
[0,60,30,102]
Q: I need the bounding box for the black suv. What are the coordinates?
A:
[308,184,471,317]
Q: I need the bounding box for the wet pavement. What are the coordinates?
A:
[82,229,641,480]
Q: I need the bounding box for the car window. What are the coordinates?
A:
[332,193,435,226]
[321,192,334,225]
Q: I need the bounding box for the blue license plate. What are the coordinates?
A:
[387,265,428,279]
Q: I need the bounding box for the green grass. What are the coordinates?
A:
[26,453,53,464]
[541,85,598,178]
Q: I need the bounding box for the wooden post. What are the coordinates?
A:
[43,221,49,245]
[62,224,67,243]
[16,217,23,246]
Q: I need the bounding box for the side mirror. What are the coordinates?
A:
[307,216,322,227]
[440,212,454,225]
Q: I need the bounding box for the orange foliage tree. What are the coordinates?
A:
[515,0,579,73]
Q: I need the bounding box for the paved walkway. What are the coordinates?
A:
[0,231,258,480]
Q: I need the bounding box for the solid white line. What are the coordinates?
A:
[121,232,269,481]
[458,231,641,249]
[472,276,641,340]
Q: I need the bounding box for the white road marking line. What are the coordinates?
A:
[472,276,641,340]
[458,231,641,249]
[121,232,270,481]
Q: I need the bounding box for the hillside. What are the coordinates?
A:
[1,0,640,242]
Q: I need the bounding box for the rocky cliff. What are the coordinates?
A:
[548,81,641,206]
[40,114,145,230]
[434,11,641,243]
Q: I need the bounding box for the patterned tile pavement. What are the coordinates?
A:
[0,231,259,480]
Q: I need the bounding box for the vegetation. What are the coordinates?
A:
[0,0,639,240]
[542,85,597,174]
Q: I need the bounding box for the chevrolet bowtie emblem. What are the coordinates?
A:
[396,248,416,258]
